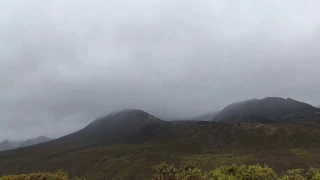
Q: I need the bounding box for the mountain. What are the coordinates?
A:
[9,140,24,148]
[0,140,15,151]
[0,140,25,151]
[18,136,53,148]
[2,107,320,179]
[0,137,52,152]
[54,109,165,146]
[213,97,319,123]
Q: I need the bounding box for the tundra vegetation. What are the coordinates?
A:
[152,163,320,180]
[2,164,320,180]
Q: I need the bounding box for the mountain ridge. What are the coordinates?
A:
[213,97,319,123]
[1,98,320,179]
[2,118,320,179]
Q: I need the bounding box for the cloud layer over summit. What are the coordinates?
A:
[1,0,320,140]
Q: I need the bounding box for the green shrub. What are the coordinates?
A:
[205,164,277,180]
[152,163,177,180]
[153,163,320,180]
[0,170,84,180]
[280,169,304,180]
[176,165,204,180]
[244,165,278,180]
[307,167,320,180]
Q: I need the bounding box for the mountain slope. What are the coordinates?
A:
[213,97,319,123]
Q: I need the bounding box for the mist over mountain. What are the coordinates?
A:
[5,97,319,149]
[2,97,318,148]
[1,0,320,140]
[2,99,320,179]
[0,136,52,152]
[53,109,165,147]
[192,112,220,121]
[1,0,320,179]
[0,141,15,152]
[18,136,53,148]
[213,97,319,123]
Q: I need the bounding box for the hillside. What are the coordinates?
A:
[1,108,320,179]
[213,97,319,123]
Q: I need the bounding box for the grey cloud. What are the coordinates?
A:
[1,0,320,140]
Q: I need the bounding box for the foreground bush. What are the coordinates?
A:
[153,163,320,180]
[0,170,84,180]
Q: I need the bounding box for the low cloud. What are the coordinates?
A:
[1,0,320,140]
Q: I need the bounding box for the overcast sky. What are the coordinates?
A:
[1,0,320,141]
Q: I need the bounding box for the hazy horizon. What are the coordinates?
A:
[1,0,320,141]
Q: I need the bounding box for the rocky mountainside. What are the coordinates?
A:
[213,97,319,123]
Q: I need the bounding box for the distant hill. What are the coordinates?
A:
[213,97,319,123]
[18,136,53,148]
[2,110,159,151]
[0,141,15,151]
[54,109,165,146]
[0,137,52,152]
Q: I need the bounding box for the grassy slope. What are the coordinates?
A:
[1,122,320,179]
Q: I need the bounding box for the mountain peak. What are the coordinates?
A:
[110,109,151,117]
[91,109,153,125]
[60,109,165,145]
[213,97,317,123]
